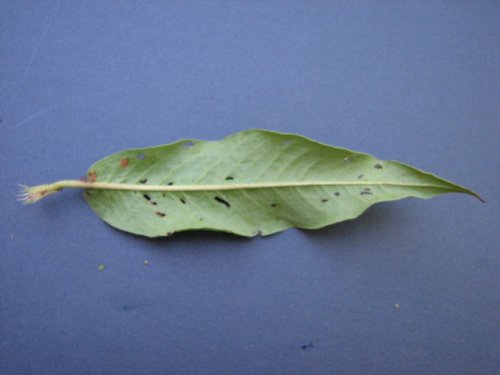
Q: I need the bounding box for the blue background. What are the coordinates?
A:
[1,1,499,374]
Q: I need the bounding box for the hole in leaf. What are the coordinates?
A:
[156,212,166,217]
[139,178,148,184]
[137,154,146,160]
[214,196,231,208]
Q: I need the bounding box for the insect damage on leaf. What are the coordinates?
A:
[120,158,129,168]
[19,129,483,238]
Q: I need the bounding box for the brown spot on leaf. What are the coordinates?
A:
[156,212,166,217]
[87,171,97,182]
[120,158,129,168]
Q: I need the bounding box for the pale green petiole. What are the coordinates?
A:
[19,179,484,204]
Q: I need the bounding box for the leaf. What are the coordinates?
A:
[21,129,482,238]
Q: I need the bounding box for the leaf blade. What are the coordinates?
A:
[80,129,481,237]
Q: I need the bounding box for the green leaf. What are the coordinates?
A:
[21,129,482,238]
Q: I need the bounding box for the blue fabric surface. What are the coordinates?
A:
[1,1,499,374]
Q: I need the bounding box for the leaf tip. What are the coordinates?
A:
[460,187,485,203]
[476,194,486,203]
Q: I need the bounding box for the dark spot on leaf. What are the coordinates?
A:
[225,176,234,181]
[137,154,146,160]
[180,198,186,204]
[334,192,340,196]
[139,178,148,184]
[360,191,373,195]
[156,212,166,217]
[271,203,277,207]
[143,194,151,201]
[363,187,371,192]
[120,158,129,168]
[151,201,158,205]
[167,182,174,186]
[214,196,231,208]
[253,230,263,236]
[357,174,364,179]
[321,199,328,202]
[166,231,175,237]
[374,163,383,169]
[301,343,314,350]
[84,190,92,196]
[184,141,195,147]
[199,218,204,221]
[161,193,166,197]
